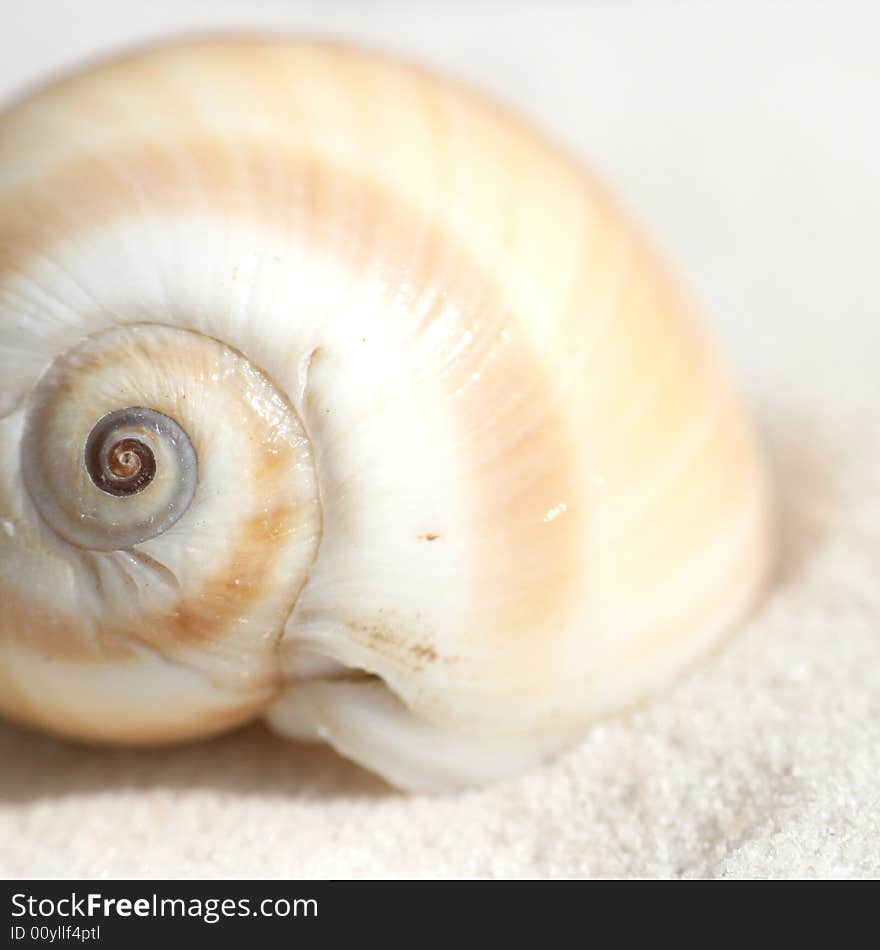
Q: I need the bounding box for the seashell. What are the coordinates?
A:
[0,38,773,792]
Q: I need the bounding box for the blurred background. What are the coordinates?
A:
[1,1,878,878]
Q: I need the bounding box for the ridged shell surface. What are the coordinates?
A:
[0,40,772,790]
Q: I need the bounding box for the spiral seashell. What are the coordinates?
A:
[0,39,773,791]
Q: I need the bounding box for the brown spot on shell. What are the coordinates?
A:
[344,616,445,675]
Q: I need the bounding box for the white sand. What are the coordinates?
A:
[1,0,878,879]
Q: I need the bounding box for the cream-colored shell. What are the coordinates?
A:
[0,39,772,791]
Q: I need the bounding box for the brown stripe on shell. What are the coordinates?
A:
[0,499,301,691]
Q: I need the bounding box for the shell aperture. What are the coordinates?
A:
[0,39,773,791]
